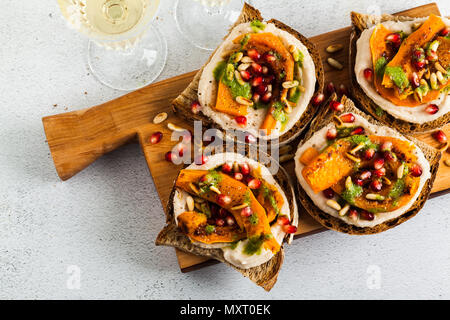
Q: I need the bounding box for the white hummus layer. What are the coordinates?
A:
[294,114,431,228]
[198,22,316,140]
[355,17,450,123]
[173,152,297,269]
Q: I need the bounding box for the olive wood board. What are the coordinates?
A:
[42,3,449,273]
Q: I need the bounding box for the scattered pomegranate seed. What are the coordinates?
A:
[329,100,344,112]
[381,141,393,152]
[247,49,261,61]
[350,127,365,135]
[354,178,364,186]
[338,83,349,96]
[322,188,335,199]
[326,127,337,140]
[195,155,208,165]
[348,209,359,221]
[256,84,268,95]
[215,218,225,227]
[411,72,420,88]
[370,179,383,192]
[234,172,243,181]
[191,101,202,114]
[373,158,385,170]
[235,116,247,127]
[364,148,375,160]
[440,27,450,36]
[262,52,276,63]
[221,162,233,174]
[340,113,355,123]
[412,48,425,61]
[277,216,290,225]
[240,70,251,81]
[240,163,251,175]
[433,130,447,144]
[410,164,423,177]
[251,62,263,74]
[217,194,232,206]
[426,50,438,62]
[226,216,235,226]
[251,76,263,87]
[150,131,163,144]
[373,168,386,178]
[245,134,257,144]
[386,33,401,48]
[326,82,336,95]
[283,224,298,234]
[312,93,325,106]
[261,91,272,103]
[248,178,261,189]
[360,170,372,180]
[363,68,374,82]
[165,151,177,163]
[241,206,253,217]
[413,59,426,70]
[383,151,396,162]
[360,211,374,221]
[425,104,439,115]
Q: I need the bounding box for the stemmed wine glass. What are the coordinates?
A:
[58,0,167,91]
[174,0,250,51]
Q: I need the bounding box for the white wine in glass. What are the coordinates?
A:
[174,0,250,51]
[58,0,167,91]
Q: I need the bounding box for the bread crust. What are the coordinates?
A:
[349,11,450,133]
[171,3,324,145]
[295,93,441,234]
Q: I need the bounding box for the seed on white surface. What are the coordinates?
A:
[186,196,194,211]
[339,204,350,216]
[326,199,341,211]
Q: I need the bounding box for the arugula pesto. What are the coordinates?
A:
[199,170,222,195]
[250,20,266,32]
[243,235,264,255]
[385,66,410,91]
[340,181,363,205]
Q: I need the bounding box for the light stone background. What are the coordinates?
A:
[0,0,449,300]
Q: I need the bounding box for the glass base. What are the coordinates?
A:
[174,0,249,51]
[87,26,167,91]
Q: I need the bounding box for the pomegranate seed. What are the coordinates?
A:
[240,70,251,81]
[360,211,374,221]
[263,74,275,84]
[425,104,439,114]
[247,49,261,61]
[261,91,272,103]
[217,194,231,206]
[381,141,392,152]
[218,208,228,217]
[411,72,420,88]
[191,101,202,114]
[340,113,355,123]
[383,151,395,162]
[283,224,297,234]
[226,216,235,226]
[312,93,325,106]
[165,151,177,163]
[322,188,335,199]
[150,131,163,144]
[360,170,372,180]
[234,172,243,181]
[413,60,426,70]
[221,162,233,174]
[386,33,401,47]
[241,206,253,217]
[440,27,450,36]
[370,180,383,192]
[262,52,276,63]
[326,82,336,95]
[412,48,425,61]
[195,155,208,165]
[235,116,247,127]
[354,178,364,186]
[348,209,359,221]
[350,127,365,135]
[251,62,263,74]
[245,134,257,144]
[248,178,261,189]
[363,68,374,81]
[277,216,290,225]
[251,76,263,87]
[262,66,269,75]
[426,50,438,62]
[373,158,385,170]
[433,130,447,144]
[326,127,337,140]
[256,84,268,95]
[410,164,423,177]
[329,100,344,112]
[338,84,349,96]
[373,168,386,178]
[364,148,375,160]
[215,218,225,227]
[240,163,250,175]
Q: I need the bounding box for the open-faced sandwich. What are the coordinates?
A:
[172,3,324,144]
[350,12,450,132]
[294,94,440,234]
[156,152,298,290]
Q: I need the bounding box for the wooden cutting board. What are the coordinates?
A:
[43,3,449,272]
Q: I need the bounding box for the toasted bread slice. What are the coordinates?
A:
[349,11,450,133]
[171,3,324,145]
[295,94,440,234]
[156,150,298,291]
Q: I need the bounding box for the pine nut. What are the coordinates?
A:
[327,57,343,70]
[282,80,300,89]
[366,194,385,201]
[326,199,341,211]
[186,196,194,211]
[189,183,199,194]
[241,56,254,63]
[326,44,343,53]
[153,112,168,124]
[236,96,254,106]
[231,203,248,211]
[210,186,221,194]
[346,152,361,162]
[339,204,350,216]
[397,163,405,179]
[167,122,186,132]
[435,62,446,74]
[279,153,294,163]
[238,63,251,71]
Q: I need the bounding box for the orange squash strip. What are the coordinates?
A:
[215,79,248,117]
[301,140,354,193]
[177,211,246,244]
[299,147,320,166]
[256,182,284,223]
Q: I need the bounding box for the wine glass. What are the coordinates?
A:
[174,0,250,51]
[58,0,167,91]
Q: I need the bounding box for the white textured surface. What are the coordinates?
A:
[0,0,449,299]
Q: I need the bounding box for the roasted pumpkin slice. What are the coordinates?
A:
[215,79,248,117]
[177,211,246,244]
[175,169,281,254]
[256,182,284,223]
